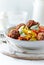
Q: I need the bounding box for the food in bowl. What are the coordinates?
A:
[8,20,44,41]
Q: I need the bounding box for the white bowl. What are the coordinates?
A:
[4,26,44,49]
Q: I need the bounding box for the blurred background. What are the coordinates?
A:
[0,0,35,31]
[0,0,34,19]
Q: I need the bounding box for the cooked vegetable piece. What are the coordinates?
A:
[30,37,37,41]
[30,24,39,30]
[39,26,44,32]
[37,32,44,40]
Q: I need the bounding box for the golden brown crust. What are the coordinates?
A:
[16,23,26,30]
[26,20,39,28]
[8,29,20,39]
[37,32,44,40]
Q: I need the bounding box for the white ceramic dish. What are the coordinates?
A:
[4,27,44,49]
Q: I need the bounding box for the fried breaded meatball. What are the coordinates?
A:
[16,23,26,30]
[8,29,20,39]
[37,32,44,40]
[26,20,39,28]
